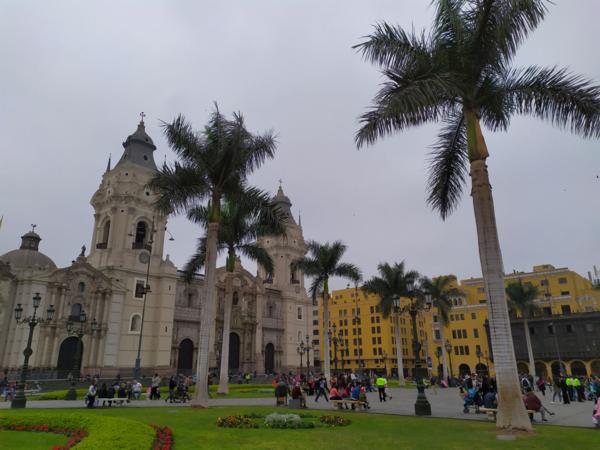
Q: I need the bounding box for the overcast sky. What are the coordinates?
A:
[1,1,598,289]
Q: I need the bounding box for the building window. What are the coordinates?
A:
[473,328,479,338]
[566,324,573,333]
[297,306,303,320]
[129,314,141,333]
[452,330,457,339]
[479,299,486,304]
[78,282,85,293]
[134,279,146,299]
[69,303,82,321]
[464,346,470,355]
[102,220,110,244]
[548,325,554,335]
[460,314,465,320]
[529,327,535,335]
[434,329,441,340]
[134,221,148,245]
[540,279,549,286]
[312,319,319,326]
[561,305,571,315]
[377,326,381,333]
[313,329,319,336]
[471,313,476,320]
[476,344,481,353]
[560,291,570,296]
[558,277,567,284]
[463,329,467,338]
[433,315,438,323]
[454,346,459,355]
[233,292,239,306]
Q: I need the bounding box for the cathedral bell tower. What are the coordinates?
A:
[87,117,168,270]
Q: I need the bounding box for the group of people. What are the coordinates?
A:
[85,378,143,407]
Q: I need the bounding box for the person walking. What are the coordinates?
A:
[551,376,562,404]
[315,375,328,402]
[86,380,97,408]
[151,373,161,400]
[574,376,584,402]
[536,376,547,397]
[376,374,388,402]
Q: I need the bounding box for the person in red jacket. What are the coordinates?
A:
[523,388,553,422]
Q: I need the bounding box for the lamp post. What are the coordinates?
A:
[297,339,306,378]
[476,348,484,376]
[11,293,54,408]
[353,281,364,377]
[65,309,100,400]
[549,322,564,376]
[382,350,388,376]
[305,334,312,378]
[338,330,345,372]
[435,347,442,378]
[329,324,344,375]
[133,218,156,380]
[445,340,454,381]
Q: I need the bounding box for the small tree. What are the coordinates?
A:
[420,276,463,383]
[506,280,540,377]
[292,241,361,381]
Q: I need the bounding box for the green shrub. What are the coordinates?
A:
[0,411,155,449]
[264,413,314,429]
[216,415,258,428]
[319,415,351,427]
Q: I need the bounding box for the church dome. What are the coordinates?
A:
[0,230,57,271]
[114,117,158,171]
[273,185,296,224]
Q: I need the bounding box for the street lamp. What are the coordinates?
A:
[328,324,344,374]
[549,322,564,376]
[445,340,454,381]
[382,350,388,376]
[133,217,156,380]
[304,334,313,378]
[435,347,442,378]
[297,339,306,378]
[11,293,54,408]
[64,309,101,400]
[476,348,484,375]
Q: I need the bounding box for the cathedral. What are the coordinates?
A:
[0,119,312,378]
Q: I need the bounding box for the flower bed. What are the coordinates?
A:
[216,412,350,429]
[151,424,174,450]
[0,412,155,449]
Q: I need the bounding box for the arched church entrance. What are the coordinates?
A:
[57,337,82,379]
[177,339,194,375]
[265,343,275,374]
[228,333,240,371]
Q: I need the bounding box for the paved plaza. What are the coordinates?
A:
[1,387,595,428]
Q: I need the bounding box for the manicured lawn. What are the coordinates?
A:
[2,405,598,450]
[0,429,67,449]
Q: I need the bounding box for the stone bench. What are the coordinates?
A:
[96,397,129,407]
[479,407,538,422]
[331,399,368,411]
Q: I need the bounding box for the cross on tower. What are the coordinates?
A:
[30,224,37,232]
[140,112,146,123]
[278,178,283,188]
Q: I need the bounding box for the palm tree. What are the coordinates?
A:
[506,280,540,378]
[420,276,463,383]
[182,188,286,395]
[355,1,600,430]
[292,241,361,381]
[149,105,276,407]
[363,262,421,385]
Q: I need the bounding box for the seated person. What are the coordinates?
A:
[523,388,548,422]
[483,390,497,409]
[275,381,288,405]
[350,384,360,401]
[341,385,351,399]
[291,383,307,408]
[329,385,342,401]
[359,384,371,409]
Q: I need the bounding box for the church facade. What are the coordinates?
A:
[0,120,311,378]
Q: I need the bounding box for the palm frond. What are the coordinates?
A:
[182,237,208,283]
[426,112,468,220]
[506,65,600,138]
[238,244,274,274]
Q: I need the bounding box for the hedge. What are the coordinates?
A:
[0,411,155,449]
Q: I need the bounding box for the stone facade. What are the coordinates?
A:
[0,120,310,378]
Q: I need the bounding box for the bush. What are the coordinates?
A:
[319,415,351,427]
[216,415,258,429]
[264,413,314,429]
[0,411,155,449]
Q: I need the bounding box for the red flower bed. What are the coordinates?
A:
[151,424,174,450]
[0,423,88,449]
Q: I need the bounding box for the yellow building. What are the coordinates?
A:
[319,264,600,378]
[318,287,432,376]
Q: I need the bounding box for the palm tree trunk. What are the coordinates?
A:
[523,319,535,377]
[470,157,532,431]
[440,325,449,382]
[322,278,331,381]
[394,313,405,385]
[192,222,219,407]
[217,289,233,395]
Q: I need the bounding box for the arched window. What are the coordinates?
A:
[130,314,142,332]
[267,303,274,318]
[232,292,239,306]
[70,303,82,322]
[135,221,147,245]
[78,282,85,293]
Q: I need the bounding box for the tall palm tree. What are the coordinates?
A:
[363,262,421,385]
[182,188,286,395]
[149,105,276,407]
[420,275,463,383]
[506,280,540,378]
[355,1,600,430]
[292,241,361,381]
